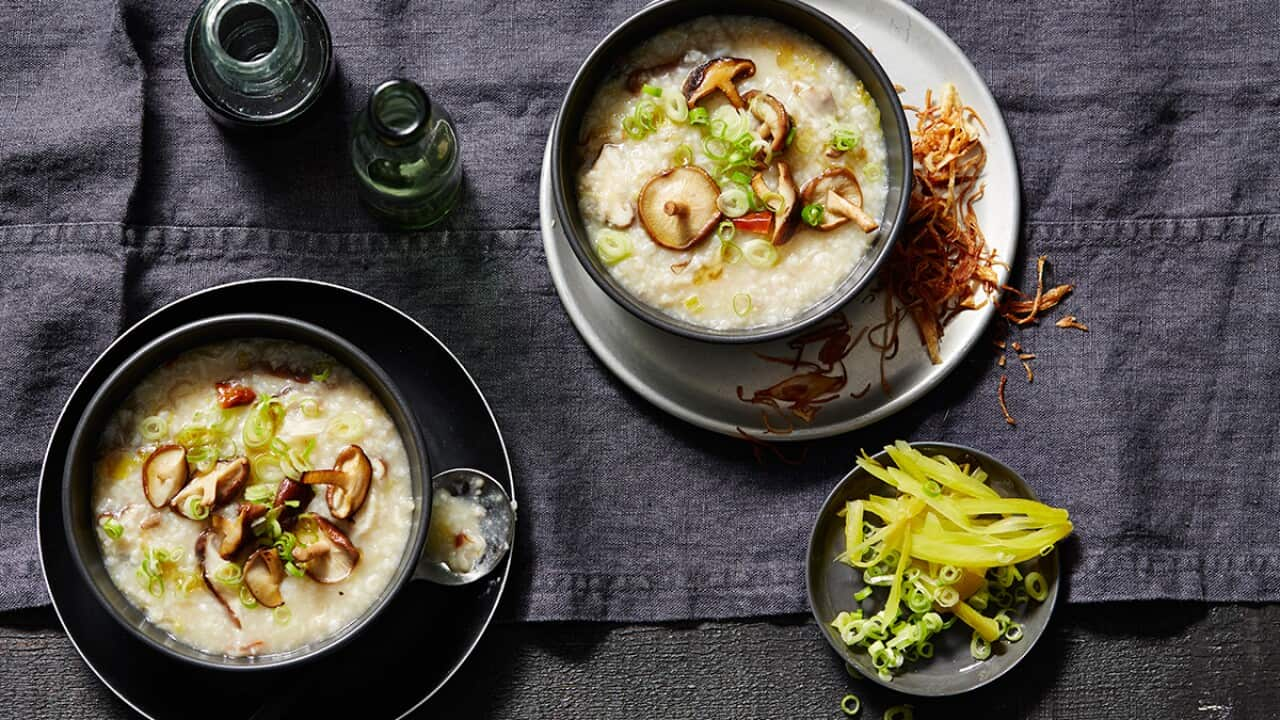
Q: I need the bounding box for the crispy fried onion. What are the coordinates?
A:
[998,255,1074,325]
[736,313,864,433]
[1055,315,1089,331]
[886,83,1000,365]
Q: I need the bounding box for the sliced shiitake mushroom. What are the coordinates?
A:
[243,547,286,608]
[209,503,266,559]
[743,90,791,166]
[291,516,360,584]
[196,528,241,628]
[799,167,880,233]
[637,166,723,250]
[273,477,314,522]
[300,445,372,520]
[170,457,249,520]
[750,162,800,246]
[142,444,188,509]
[682,57,756,109]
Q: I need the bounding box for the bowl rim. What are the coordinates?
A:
[59,312,433,671]
[804,441,1062,696]
[549,0,914,344]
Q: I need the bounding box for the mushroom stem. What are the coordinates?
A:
[663,201,689,217]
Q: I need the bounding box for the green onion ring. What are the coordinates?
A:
[741,239,779,269]
[732,293,752,317]
[716,187,750,218]
[840,694,860,716]
[139,416,168,441]
[1024,571,1049,601]
[595,231,632,265]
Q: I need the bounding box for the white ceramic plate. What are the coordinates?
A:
[540,0,1019,441]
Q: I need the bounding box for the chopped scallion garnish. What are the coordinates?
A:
[831,127,860,152]
[273,605,292,625]
[594,231,632,265]
[732,293,752,317]
[311,365,332,383]
[672,143,694,167]
[683,295,703,313]
[139,415,168,442]
[641,84,662,97]
[98,516,125,539]
[741,239,779,268]
[840,694,860,716]
[688,107,709,126]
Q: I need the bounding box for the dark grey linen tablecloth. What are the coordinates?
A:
[2,0,1278,621]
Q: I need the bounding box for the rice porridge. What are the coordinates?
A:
[91,339,414,657]
[576,16,889,330]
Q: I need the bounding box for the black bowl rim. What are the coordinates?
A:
[804,441,1062,696]
[58,311,434,672]
[550,0,914,344]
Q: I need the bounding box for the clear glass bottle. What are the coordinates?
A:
[184,0,333,128]
[351,79,463,229]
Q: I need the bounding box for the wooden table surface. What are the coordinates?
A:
[3,603,1276,718]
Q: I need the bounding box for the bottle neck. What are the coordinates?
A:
[199,0,305,96]
[368,79,433,146]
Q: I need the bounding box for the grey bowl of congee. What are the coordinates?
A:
[551,0,912,343]
[61,314,438,670]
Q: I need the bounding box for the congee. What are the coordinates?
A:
[576,16,889,330]
[91,339,413,657]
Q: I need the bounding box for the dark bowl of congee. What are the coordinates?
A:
[550,0,913,344]
[61,314,433,670]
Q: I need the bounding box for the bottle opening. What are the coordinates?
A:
[371,80,430,142]
[217,1,279,63]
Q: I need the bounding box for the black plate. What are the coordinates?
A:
[37,279,514,719]
[807,443,1060,696]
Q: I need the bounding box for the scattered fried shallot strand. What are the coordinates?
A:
[1056,315,1089,331]
[1021,360,1034,383]
[998,256,1074,325]
[670,259,692,274]
[735,428,807,466]
[883,83,999,366]
[851,382,872,399]
[736,313,859,432]
[998,375,1015,425]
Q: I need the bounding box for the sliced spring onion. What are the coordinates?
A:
[634,100,662,131]
[863,162,883,182]
[285,561,307,579]
[239,584,259,608]
[760,191,785,213]
[622,115,645,139]
[213,563,243,586]
[729,170,751,187]
[187,444,217,473]
[297,397,321,418]
[594,231,632,265]
[641,83,663,97]
[741,239,779,268]
[717,187,750,218]
[785,125,797,147]
[732,293,752,317]
[801,203,824,227]
[1024,571,1049,601]
[703,136,730,161]
[139,416,168,441]
[273,605,293,626]
[672,143,694,167]
[688,107,709,126]
[934,585,959,608]
[244,483,277,504]
[242,398,280,449]
[1005,622,1024,642]
[711,105,749,139]
[660,91,688,122]
[970,631,991,660]
[938,565,962,585]
[311,364,332,383]
[719,239,742,264]
[327,412,365,442]
[884,705,914,720]
[716,220,736,244]
[831,127,860,152]
[683,295,704,313]
[98,516,125,539]
[841,694,861,716]
[853,586,873,602]
[251,454,285,485]
[185,496,210,521]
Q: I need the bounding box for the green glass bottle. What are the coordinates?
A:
[184,0,333,128]
[351,79,463,229]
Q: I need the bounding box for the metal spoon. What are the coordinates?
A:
[415,468,516,586]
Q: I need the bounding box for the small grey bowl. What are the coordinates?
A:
[549,0,913,344]
[61,314,432,671]
[806,443,1061,696]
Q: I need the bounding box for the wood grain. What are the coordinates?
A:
[2,604,1276,718]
